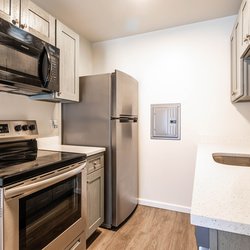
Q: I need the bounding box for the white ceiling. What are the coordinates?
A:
[32,0,241,42]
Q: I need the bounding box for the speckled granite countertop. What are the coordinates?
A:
[191,144,250,236]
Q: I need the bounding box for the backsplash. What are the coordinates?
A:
[0,92,59,137]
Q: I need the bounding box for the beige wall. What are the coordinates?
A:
[92,16,250,211]
[79,36,93,76]
[0,35,93,138]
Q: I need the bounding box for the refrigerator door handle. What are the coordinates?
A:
[111,116,138,123]
[131,117,138,123]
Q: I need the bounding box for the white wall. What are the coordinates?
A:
[0,35,93,138]
[0,92,59,137]
[79,36,93,76]
[92,16,250,211]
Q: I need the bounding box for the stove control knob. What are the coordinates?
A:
[29,124,36,131]
[14,125,22,132]
[22,125,28,131]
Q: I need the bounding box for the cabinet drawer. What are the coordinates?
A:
[87,154,104,174]
[65,232,85,250]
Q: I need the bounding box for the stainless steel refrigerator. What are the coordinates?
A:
[62,70,138,228]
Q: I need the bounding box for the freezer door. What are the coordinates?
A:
[62,73,112,147]
[112,70,138,117]
[112,118,138,227]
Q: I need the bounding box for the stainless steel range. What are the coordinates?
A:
[0,120,87,250]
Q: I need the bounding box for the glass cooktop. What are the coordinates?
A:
[0,150,86,187]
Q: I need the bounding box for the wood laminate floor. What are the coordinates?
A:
[87,205,197,250]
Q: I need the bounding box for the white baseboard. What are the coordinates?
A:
[138,198,191,214]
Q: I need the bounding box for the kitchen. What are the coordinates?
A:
[0,0,249,249]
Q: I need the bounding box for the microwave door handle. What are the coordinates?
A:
[39,46,52,87]
[4,162,86,200]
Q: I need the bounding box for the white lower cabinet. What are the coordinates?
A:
[86,153,104,239]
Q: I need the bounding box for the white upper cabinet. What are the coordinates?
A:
[239,0,250,56]
[0,0,80,102]
[0,0,19,24]
[56,21,79,102]
[0,0,55,45]
[231,18,243,102]
[231,0,250,102]
[20,0,55,45]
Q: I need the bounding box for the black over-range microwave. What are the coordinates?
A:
[0,18,59,96]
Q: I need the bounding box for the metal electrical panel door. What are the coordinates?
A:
[151,103,181,140]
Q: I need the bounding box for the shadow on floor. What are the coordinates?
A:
[86,229,102,249]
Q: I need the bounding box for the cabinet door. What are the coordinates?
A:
[209,229,250,250]
[0,0,19,25]
[56,21,79,102]
[231,19,243,102]
[239,0,250,55]
[20,0,55,45]
[86,167,104,239]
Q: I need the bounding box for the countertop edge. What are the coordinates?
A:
[191,213,250,236]
[38,143,106,157]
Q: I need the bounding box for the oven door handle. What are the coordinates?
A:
[4,162,86,200]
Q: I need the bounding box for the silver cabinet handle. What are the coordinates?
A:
[244,34,250,43]
[5,162,86,199]
[20,23,27,29]
[70,239,81,250]
[12,19,19,25]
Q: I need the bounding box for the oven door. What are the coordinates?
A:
[2,162,86,250]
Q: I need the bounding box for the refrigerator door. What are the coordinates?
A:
[112,70,138,117]
[112,117,138,227]
[62,73,113,227]
[111,70,138,226]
